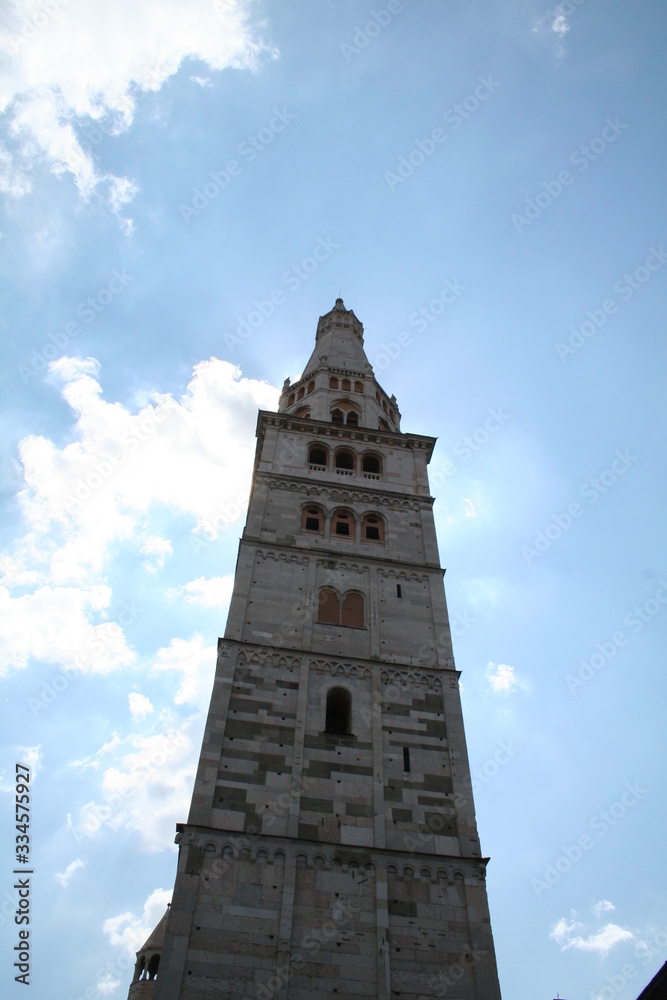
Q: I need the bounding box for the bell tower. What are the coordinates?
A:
[142,299,502,999]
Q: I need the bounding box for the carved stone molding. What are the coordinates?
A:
[380,668,443,691]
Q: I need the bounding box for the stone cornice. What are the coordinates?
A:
[238,535,445,576]
[218,636,459,679]
[257,470,435,509]
[255,409,437,462]
[175,822,486,875]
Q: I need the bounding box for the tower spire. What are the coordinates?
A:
[133,301,501,1000]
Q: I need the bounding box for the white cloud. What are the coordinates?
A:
[55,858,85,888]
[550,12,570,38]
[151,634,216,712]
[0,357,278,675]
[168,575,234,609]
[71,733,123,772]
[16,744,42,780]
[463,497,477,518]
[141,535,172,573]
[0,0,274,218]
[129,693,154,719]
[533,3,579,58]
[487,661,519,695]
[551,917,635,956]
[96,973,121,996]
[104,887,171,957]
[594,900,616,918]
[0,584,135,675]
[74,724,196,850]
[68,636,215,850]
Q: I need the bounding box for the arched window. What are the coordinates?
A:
[301,506,323,533]
[133,957,145,984]
[318,588,340,625]
[332,509,353,537]
[329,376,339,389]
[326,687,352,735]
[379,418,389,431]
[342,378,351,391]
[335,450,355,474]
[354,381,363,393]
[376,391,382,404]
[307,381,315,394]
[308,444,327,469]
[317,589,365,629]
[346,411,359,426]
[295,407,310,419]
[331,408,344,425]
[341,592,364,627]
[147,955,160,981]
[362,513,384,543]
[383,399,388,412]
[362,454,381,477]
[288,393,295,406]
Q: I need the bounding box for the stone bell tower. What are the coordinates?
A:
[140,299,502,999]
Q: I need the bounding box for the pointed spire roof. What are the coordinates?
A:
[301,298,369,378]
[137,906,169,955]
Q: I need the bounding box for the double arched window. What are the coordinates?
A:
[317,589,365,628]
[330,400,360,426]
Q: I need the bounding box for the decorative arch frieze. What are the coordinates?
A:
[236,648,301,670]
[380,668,443,690]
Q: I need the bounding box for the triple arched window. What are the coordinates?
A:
[317,589,365,628]
[300,505,385,544]
[307,444,383,479]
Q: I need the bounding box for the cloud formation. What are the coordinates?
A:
[0,0,273,220]
[104,887,171,956]
[487,661,519,695]
[55,857,85,888]
[0,356,278,676]
[551,915,636,956]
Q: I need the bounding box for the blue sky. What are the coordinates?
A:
[1,1,666,998]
